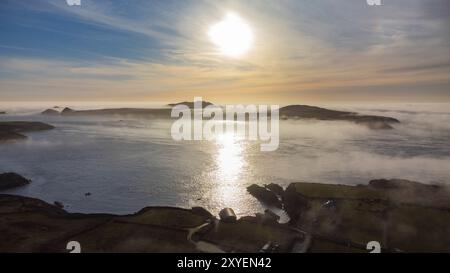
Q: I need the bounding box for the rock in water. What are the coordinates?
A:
[0,173,31,190]
[265,183,284,196]
[247,184,282,208]
[219,208,237,223]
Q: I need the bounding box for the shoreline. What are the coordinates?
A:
[1,173,449,253]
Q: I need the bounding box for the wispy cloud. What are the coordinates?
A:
[0,0,449,102]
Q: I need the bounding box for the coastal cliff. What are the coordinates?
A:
[0,193,301,253]
[250,179,450,252]
[0,172,448,252]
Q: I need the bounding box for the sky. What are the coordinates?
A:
[0,0,449,103]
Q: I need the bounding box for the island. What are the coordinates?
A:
[279,105,400,129]
[0,121,55,142]
[57,107,172,118]
[40,102,399,129]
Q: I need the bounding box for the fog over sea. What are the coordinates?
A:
[1,102,449,217]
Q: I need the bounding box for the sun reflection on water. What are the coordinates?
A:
[216,133,244,182]
[212,132,248,211]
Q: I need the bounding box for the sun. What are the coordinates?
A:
[208,12,253,58]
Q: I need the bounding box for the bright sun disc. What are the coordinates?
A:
[208,13,253,57]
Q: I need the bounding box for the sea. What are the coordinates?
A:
[1,102,449,218]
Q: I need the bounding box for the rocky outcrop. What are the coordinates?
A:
[61,107,75,115]
[0,173,31,190]
[369,178,437,190]
[279,105,399,129]
[281,184,309,222]
[247,184,282,208]
[41,109,60,116]
[265,183,284,196]
[255,209,280,224]
[1,177,448,252]
[277,179,450,252]
[191,206,214,220]
[368,178,450,209]
[0,194,301,253]
[0,121,55,142]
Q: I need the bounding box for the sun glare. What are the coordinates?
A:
[208,12,253,57]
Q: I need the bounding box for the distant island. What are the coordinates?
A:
[0,172,448,252]
[279,105,399,129]
[41,109,59,116]
[167,101,214,108]
[42,107,173,118]
[41,102,399,129]
[0,121,55,142]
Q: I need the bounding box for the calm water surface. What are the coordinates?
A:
[1,103,449,217]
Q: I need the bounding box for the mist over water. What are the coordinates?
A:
[0,103,449,217]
